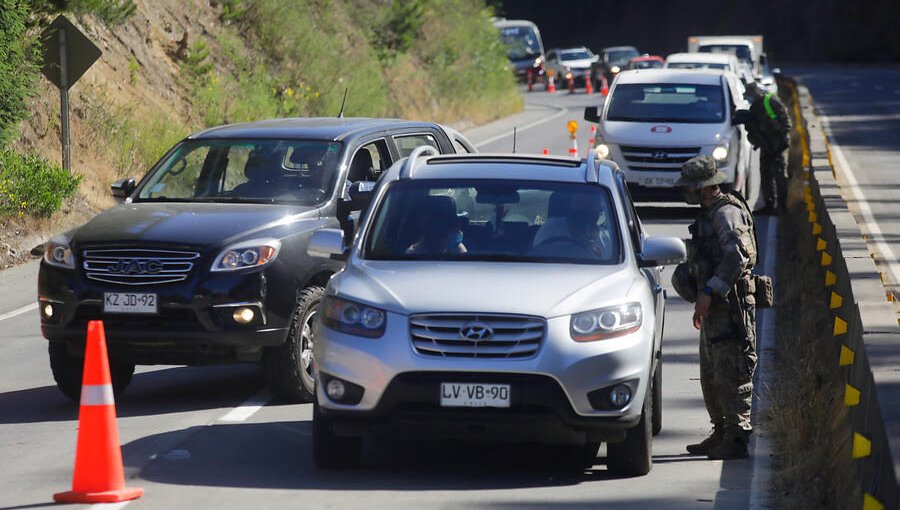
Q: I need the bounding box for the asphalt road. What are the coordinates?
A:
[0,87,772,509]
[789,67,900,315]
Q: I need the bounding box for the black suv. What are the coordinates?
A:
[591,46,640,90]
[38,118,475,402]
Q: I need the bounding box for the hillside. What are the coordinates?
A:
[1,0,521,266]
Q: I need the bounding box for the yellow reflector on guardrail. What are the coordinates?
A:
[844,384,860,406]
[852,433,871,459]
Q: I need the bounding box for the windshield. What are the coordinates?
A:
[608,48,639,65]
[630,59,663,69]
[561,50,592,61]
[136,139,342,205]
[606,83,725,124]
[667,62,729,71]
[364,179,621,265]
[499,25,542,60]
[698,44,752,64]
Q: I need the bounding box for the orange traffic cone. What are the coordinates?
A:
[568,75,575,94]
[547,75,556,93]
[585,77,594,95]
[568,137,579,157]
[527,69,534,92]
[54,321,143,504]
[601,77,610,97]
[587,126,596,157]
[542,148,549,155]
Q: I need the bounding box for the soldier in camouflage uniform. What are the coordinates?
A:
[672,155,758,460]
[745,82,791,214]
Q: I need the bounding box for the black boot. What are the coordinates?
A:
[686,428,724,455]
[706,435,749,460]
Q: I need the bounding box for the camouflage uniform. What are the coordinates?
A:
[746,85,791,211]
[674,156,758,458]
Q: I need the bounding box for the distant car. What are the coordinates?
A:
[664,52,753,85]
[38,118,475,403]
[626,56,664,70]
[308,150,686,475]
[545,47,597,88]
[493,18,546,85]
[584,68,757,202]
[591,46,640,89]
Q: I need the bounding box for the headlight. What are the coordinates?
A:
[44,236,74,269]
[533,56,543,67]
[211,239,281,272]
[565,71,573,80]
[610,65,621,74]
[570,303,642,342]
[322,296,386,338]
[595,143,610,159]
[712,144,729,162]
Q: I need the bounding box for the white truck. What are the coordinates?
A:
[687,35,764,78]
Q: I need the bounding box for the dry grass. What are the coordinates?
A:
[766,85,862,510]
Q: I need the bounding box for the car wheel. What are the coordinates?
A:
[48,342,135,401]
[607,394,653,477]
[312,400,362,469]
[264,286,323,403]
[652,363,662,436]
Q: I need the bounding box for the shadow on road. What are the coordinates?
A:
[0,364,266,424]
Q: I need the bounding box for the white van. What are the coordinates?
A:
[584,68,758,204]
[664,52,753,86]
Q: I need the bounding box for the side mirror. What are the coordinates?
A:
[638,236,686,268]
[732,109,751,126]
[308,228,346,258]
[772,67,782,77]
[584,106,600,123]
[111,178,136,199]
[347,180,376,212]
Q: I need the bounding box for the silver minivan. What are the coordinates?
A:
[307,151,685,475]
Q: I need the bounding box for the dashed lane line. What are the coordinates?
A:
[0,302,37,322]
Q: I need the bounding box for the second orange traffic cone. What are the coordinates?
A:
[54,321,143,504]
[547,75,556,93]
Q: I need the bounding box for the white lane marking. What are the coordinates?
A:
[87,502,132,510]
[0,302,37,322]
[822,117,900,287]
[749,216,777,510]
[474,103,568,149]
[217,390,271,422]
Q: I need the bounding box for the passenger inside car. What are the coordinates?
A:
[405,195,467,255]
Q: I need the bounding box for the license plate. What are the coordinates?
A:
[103,292,157,314]
[640,176,678,187]
[440,383,511,408]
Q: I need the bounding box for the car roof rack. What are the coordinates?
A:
[398,145,440,180]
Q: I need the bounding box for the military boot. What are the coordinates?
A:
[686,428,724,455]
[706,435,749,460]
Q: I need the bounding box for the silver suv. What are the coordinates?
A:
[307,150,685,476]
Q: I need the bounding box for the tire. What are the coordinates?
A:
[652,363,662,436]
[264,286,323,403]
[312,400,362,469]
[48,342,135,401]
[607,395,653,477]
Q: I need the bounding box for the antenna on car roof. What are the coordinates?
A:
[512,127,517,153]
[337,88,349,118]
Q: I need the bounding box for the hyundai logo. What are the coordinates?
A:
[651,150,668,160]
[108,259,164,275]
[460,321,493,341]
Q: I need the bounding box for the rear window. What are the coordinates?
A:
[606,83,725,124]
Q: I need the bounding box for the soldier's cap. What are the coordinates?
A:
[676,155,727,188]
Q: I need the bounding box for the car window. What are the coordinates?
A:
[348,140,391,183]
[606,83,725,124]
[615,173,643,251]
[136,139,343,205]
[546,50,557,61]
[395,134,440,157]
[364,179,621,264]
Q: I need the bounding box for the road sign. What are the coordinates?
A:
[40,15,102,172]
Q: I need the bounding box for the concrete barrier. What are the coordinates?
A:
[789,77,900,510]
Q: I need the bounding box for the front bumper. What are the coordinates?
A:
[38,261,295,364]
[313,313,653,442]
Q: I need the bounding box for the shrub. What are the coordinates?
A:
[0,150,81,217]
[0,0,40,148]
[33,0,137,27]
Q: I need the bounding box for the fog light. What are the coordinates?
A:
[42,303,54,319]
[233,307,255,324]
[609,384,632,408]
[326,379,346,401]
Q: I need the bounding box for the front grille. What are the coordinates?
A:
[82,248,201,286]
[409,314,545,359]
[620,145,701,171]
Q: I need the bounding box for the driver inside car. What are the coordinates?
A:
[405,195,467,255]
[531,191,611,260]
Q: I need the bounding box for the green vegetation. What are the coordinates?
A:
[33,0,137,27]
[0,150,81,217]
[0,0,40,148]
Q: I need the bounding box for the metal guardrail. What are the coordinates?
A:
[790,78,900,510]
